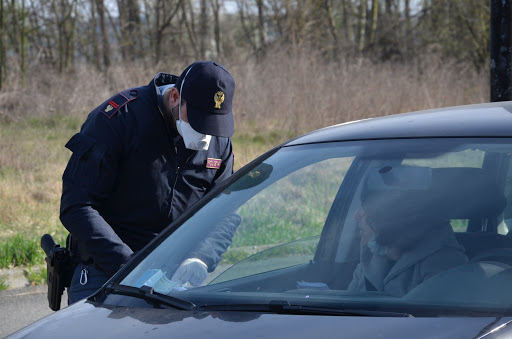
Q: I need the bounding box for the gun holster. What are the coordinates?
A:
[41,234,75,311]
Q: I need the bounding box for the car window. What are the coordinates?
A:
[402,149,486,232]
[402,149,485,168]
[208,158,351,283]
[121,143,359,286]
[118,139,512,317]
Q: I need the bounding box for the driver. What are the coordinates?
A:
[348,177,468,297]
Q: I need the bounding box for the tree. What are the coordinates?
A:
[117,0,141,62]
[20,0,25,85]
[181,0,200,58]
[417,0,489,68]
[90,0,100,69]
[50,0,78,72]
[199,0,208,58]
[357,0,367,55]
[147,0,182,62]
[95,0,110,70]
[211,0,223,57]
[0,0,494,79]
[0,0,5,90]
[236,0,257,53]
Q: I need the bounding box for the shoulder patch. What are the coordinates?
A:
[100,89,139,119]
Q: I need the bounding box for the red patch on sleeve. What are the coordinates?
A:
[206,158,222,169]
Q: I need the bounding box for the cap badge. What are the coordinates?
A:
[214,91,225,109]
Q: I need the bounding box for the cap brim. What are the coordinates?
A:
[187,106,234,138]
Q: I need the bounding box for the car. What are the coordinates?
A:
[9,101,512,338]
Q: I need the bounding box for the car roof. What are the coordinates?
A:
[286,101,512,146]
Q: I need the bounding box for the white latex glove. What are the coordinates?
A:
[171,258,208,287]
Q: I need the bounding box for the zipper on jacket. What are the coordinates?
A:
[168,148,195,219]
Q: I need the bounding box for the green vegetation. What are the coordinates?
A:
[214,158,350,267]
[234,158,350,247]
[220,240,318,266]
[0,234,45,268]
[0,233,67,269]
[0,276,8,291]
[0,116,79,240]
[221,248,253,265]
[24,265,47,286]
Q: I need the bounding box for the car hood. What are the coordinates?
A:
[8,300,512,339]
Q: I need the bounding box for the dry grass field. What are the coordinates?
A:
[0,50,488,249]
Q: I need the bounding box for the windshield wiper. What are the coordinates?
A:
[103,283,196,311]
[199,300,413,317]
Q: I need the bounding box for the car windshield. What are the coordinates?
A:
[117,138,512,317]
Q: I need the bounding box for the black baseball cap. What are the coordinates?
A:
[176,61,235,138]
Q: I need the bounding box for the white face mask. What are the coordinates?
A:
[176,119,212,150]
[177,66,212,151]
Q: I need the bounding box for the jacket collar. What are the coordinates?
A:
[150,72,180,138]
[150,72,179,112]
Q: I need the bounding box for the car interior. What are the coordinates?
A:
[397,165,512,306]
[204,159,512,309]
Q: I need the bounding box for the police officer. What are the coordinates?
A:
[60,61,236,304]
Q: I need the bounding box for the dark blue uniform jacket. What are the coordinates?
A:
[60,73,235,276]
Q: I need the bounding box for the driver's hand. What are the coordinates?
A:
[171,258,208,287]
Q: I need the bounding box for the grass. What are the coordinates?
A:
[0,233,67,269]
[234,158,350,247]
[220,238,319,266]
[0,116,78,240]
[215,157,350,267]
[0,276,7,291]
[24,266,47,286]
[0,234,45,268]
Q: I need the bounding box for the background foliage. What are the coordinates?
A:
[0,0,494,272]
[0,0,490,86]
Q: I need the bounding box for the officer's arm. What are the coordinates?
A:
[171,213,241,286]
[188,213,241,272]
[60,117,132,277]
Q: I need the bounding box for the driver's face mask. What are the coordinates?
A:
[367,233,388,256]
[176,67,212,151]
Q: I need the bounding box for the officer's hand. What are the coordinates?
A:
[171,258,208,287]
